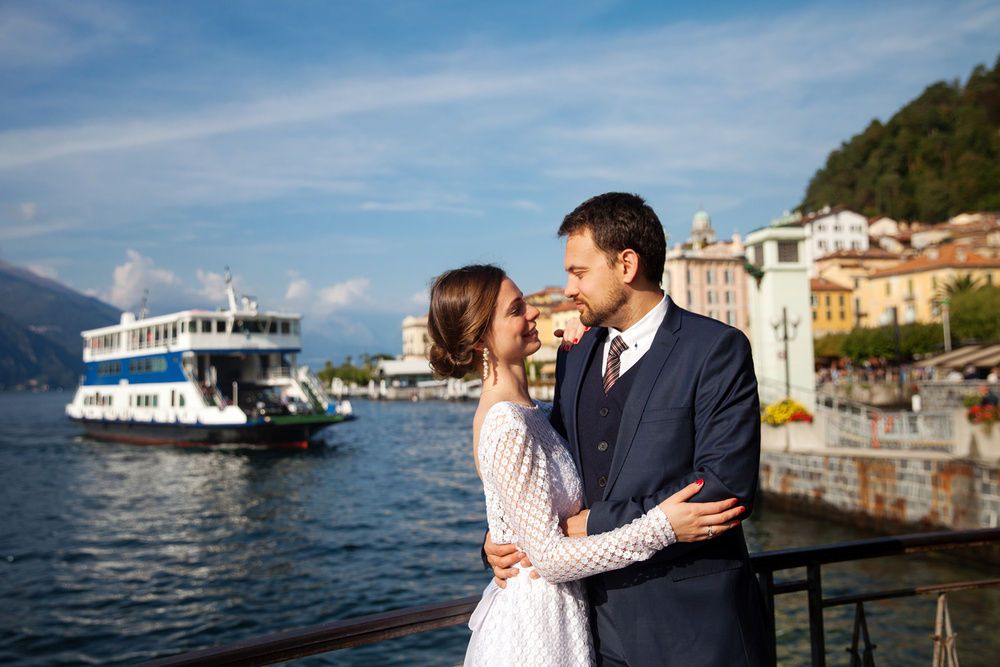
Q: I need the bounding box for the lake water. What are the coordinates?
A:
[1,392,998,665]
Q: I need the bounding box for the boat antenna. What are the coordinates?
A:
[138,289,148,321]
[225,266,239,312]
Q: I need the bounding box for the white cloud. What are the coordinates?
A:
[283,273,371,318]
[104,249,186,310]
[27,263,58,280]
[17,202,38,221]
[409,289,429,307]
[194,268,230,303]
[317,278,371,314]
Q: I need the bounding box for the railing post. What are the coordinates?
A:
[807,563,826,667]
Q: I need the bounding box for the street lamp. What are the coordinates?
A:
[770,307,800,399]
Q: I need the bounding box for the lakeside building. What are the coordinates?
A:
[859,241,1000,327]
[814,248,902,327]
[810,278,854,337]
[662,209,752,341]
[401,314,430,360]
[744,224,815,406]
[524,287,571,363]
[780,205,870,277]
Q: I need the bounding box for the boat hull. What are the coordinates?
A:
[69,414,354,449]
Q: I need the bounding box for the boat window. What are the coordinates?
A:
[269,321,277,334]
[293,322,300,335]
[201,320,212,333]
[179,394,185,407]
[281,321,290,334]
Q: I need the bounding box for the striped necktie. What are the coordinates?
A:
[603,335,629,395]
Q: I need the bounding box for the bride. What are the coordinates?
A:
[427,264,744,667]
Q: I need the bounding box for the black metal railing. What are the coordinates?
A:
[133,528,1000,667]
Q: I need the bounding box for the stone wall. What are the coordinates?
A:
[758,410,1000,533]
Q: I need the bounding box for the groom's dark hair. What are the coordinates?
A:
[558,192,666,286]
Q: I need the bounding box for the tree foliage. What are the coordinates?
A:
[948,284,1000,342]
[830,283,1000,362]
[801,55,1000,222]
[316,354,394,385]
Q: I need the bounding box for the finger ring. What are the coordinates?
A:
[707,526,714,538]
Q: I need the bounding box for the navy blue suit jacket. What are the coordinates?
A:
[552,296,769,666]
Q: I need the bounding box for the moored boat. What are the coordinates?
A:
[65,270,354,448]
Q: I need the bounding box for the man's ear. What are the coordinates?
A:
[620,249,641,284]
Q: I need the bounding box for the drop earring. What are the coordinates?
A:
[482,347,489,380]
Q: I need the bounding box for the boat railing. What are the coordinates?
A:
[131,528,1000,667]
[296,366,330,412]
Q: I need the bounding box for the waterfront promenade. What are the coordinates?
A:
[758,386,1000,545]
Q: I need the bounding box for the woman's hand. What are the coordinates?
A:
[657,480,744,542]
[553,317,588,351]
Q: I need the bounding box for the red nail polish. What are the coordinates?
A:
[574,338,579,343]
[696,479,704,486]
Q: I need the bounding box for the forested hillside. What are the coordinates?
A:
[801,55,1000,222]
[0,260,121,390]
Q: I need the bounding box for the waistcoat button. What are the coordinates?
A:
[597,441,608,452]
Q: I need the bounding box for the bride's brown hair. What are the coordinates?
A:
[427,264,505,380]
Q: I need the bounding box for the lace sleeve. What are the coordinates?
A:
[479,404,676,584]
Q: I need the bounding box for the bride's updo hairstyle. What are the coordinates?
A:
[427,264,505,380]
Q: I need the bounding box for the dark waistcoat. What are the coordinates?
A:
[576,349,643,507]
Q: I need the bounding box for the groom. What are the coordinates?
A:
[486,193,770,666]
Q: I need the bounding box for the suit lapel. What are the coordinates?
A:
[603,297,683,500]
[565,328,605,473]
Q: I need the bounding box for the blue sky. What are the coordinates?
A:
[1,0,999,363]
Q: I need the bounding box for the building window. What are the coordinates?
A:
[825,295,831,306]
[826,310,832,320]
[810,295,818,307]
[812,311,817,321]
[840,311,845,320]
[839,294,845,306]
[706,269,714,285]
[724,269,733,284]
[686,290,692,306]
[777,241,798,263]
[708,291,716,304]
[753,245,763,266]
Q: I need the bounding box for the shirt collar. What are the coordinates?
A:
[607,295,667,349]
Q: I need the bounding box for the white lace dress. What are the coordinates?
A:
[465,400,677,667]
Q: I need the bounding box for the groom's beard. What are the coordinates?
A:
[576,284,628,328]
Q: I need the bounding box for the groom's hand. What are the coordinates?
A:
[484,531,536,588]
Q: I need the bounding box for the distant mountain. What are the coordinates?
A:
[0,259,121,390]
[801,54,1000,222]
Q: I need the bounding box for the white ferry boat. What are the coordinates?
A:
[65,272,355,448]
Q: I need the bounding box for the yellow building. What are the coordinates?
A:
[524,286,571,362]
[860,243,1000,327]
[810,278,853,336]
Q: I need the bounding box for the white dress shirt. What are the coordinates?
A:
[600,296,668,379]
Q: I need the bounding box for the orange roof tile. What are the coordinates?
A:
[868,244,1000,278]
[810,278,852,292]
